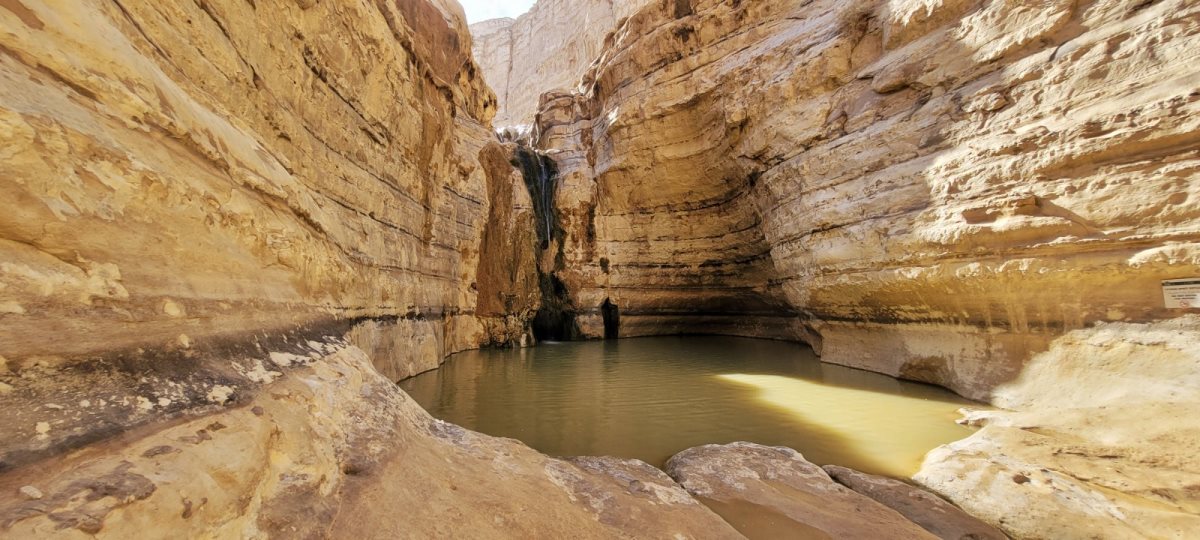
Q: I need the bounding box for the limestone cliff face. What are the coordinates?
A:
[0,0,539,469]
[537,0,1200,398]
[469,0,651,128]
[533,0,1200,535]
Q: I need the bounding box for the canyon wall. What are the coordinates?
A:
[2,0,1198,536]
[536,0,1200,399]
[469,0,651,128]
[0,2,742,537]
[531,0,1200,535]
[0,0,541,472]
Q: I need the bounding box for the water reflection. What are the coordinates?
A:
[400,336,974,477]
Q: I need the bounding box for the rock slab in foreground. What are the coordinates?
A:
[665,442,938,540]
[0,346,744,539]
[916,317,1200,540]
[823,465,1007,540]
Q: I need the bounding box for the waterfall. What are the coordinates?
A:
[511,143,578,341]
[513,144,558,250]
[539,154,552,244]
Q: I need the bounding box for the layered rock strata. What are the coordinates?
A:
[530,0,1200,535]
[0,0,540,473]
[4,0,1200,537]
[469,0,651,128]
[535,0,1200,398]
[0,345,743,538]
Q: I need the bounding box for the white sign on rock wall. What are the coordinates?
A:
[1163,278,1200,309]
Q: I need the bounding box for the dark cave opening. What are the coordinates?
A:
[601,298,620,340]
[531,274,578,342]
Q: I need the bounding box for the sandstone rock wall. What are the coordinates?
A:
[0,0,539,467]
[536,0,1200,399]
[532,0,1200,535]
[469,0,652,128]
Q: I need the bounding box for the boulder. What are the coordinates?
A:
[665,442,937,539]
[823,465,1007,540]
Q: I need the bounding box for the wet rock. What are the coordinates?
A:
[823,465,1007,540]
[665,442,937,539]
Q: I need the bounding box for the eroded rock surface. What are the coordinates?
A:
[665,442,938,539]
[535,0,1200,398]
[917,317,1200,539]
[0,346,743,538]
[530,3,1200,535]
[823,465,1006,540]
[4,0,1200,537]
[0,0,543,467]
[0,0,541,375]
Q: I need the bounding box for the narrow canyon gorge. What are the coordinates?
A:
[0,0,1198,538]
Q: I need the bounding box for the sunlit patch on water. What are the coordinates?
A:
[400,336,975,478]
[713,374,972,476]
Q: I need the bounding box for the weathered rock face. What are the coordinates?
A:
[916,317,1200,540]
[0,345,744,538]
[473,142,544,347]
[0,0,545,476]
[536,0,1200,399]
[0,0,544,374]
[530,1,1200,535]
[823,465,1006,540]
[665,442,939,539]
[4,0,1200,537]
[469,0,651,128]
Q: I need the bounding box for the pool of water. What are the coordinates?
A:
[400,336,975,478]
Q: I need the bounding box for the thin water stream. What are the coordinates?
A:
[401,336,975,478]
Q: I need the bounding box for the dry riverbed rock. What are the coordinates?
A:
[665,442,938,539]
[916,317,1200,540]
[823,465,1007,540]
[0,346,742,539]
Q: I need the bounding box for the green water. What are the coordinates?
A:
[400,336,975,477]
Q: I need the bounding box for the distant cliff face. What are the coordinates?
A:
[469,0,651,128]
[537,0,1200,398]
